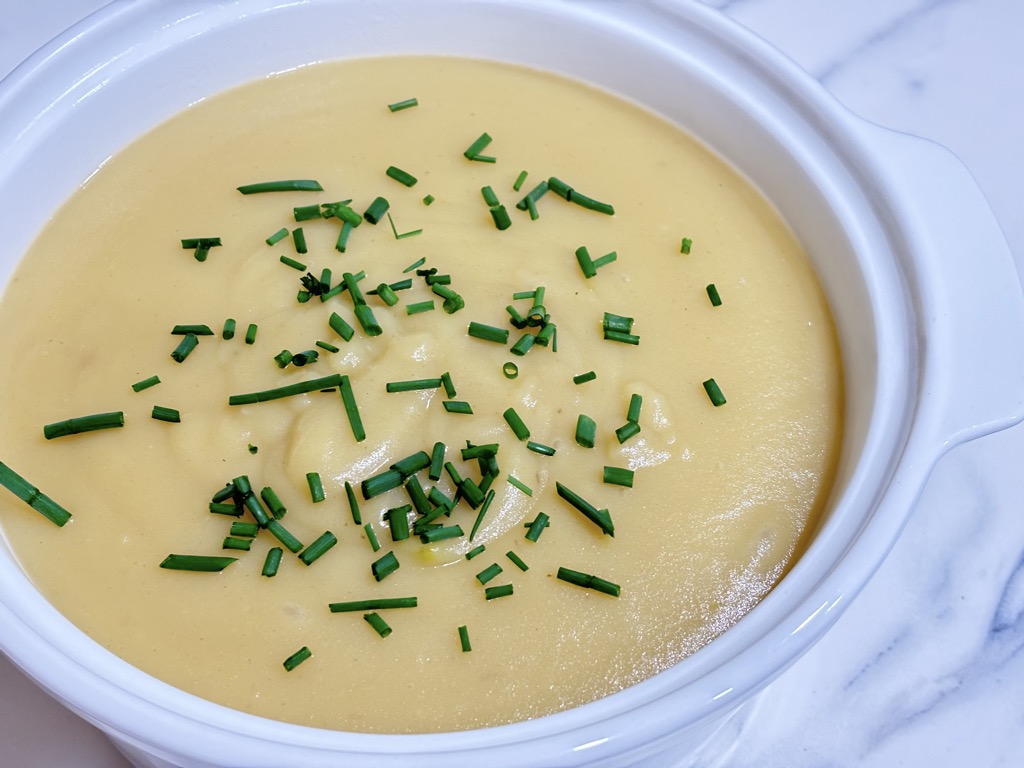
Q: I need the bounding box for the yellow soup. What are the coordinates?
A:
[0,56,842,732]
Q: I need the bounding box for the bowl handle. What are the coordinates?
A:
[852,120,1024,451]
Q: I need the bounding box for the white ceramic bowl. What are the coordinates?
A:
[1,1,1022,766]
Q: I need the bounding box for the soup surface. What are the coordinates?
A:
[0,56,841,732]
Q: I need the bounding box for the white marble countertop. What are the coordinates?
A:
[2,1,1022,766]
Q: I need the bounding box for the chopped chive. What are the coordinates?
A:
[391,450,432,478]
[211,484,236,504]
[279,254,307,272]
[422,194,435,206]
[516,179,549,213]
[209,502,242,517]
[502,361,519,379]
[428,442,446,481]
[506,304,528,328]
[159,554,236,572]
[329,597,417,613]
[131,375,160,393]
[237,179,323,195]
[306,472,325,503]
[604,330,641,345]
[385,505,412,541]
[43,411,124,440]
[222,318,236,340]
[575,246,597,278]
[510,332,536,356]
[403,256,427,273]
[363,612,393,638]
[406,300,436,315]
[181,237,221,262]
[469,489,495,541]
[283,646,312,671]
[431,283,465,314]
[328,312,356,342]
[602,312,634,333]
[248,443,259,455]
[706,283,722,306]
[489,204,511,230]
[475,562,503,585]
[260,486,287,519]
[338,375,366,443]
[244,323,258,345]
[468,321,509,344]
[557,567,621,597]
[442,400,473,414]
[524,512,550,542]
[481,186,500,207]
[466,544,487,560]
[626,393,643,423]
[506,551,529,571]
[555,481,614,536]
[151,405,181,423]
[591,251,617,270]
[703,378,727,406]
[405,476,432,516]
[334,220,354,253]
[615,420,641,444]
[513,170,528,191]
[315,340,340,353]
[385,211,424,240]
[502,407,531,441]
[575,414,597,448]
[265,227,289,246]
[680,237,693,254]
[573,370,596,385]
[0,461,73,526]
[363,196,390,224]
[484,584,514,600]
[362,469,404,499]
[440,371,457,399]
[458,625,472,652]
[171,324,214,336]
[274,350,294,368]
[321,200,362,225]
[374,282,400,306]
[371,551,401,582]
[170,333,199,363]
[526,441,555,456]
[293,203,323,222]
[262,547,283,577]
[386,377,443,393]
[299,530,337,565]
[222,536,252,552]
[291,227,308,254]
[419,524,464,543]
[344,481,362,525]
[547,177,615,215]
[230,521,259,538]
[603,466,635,488]
[386,165,418,187]
[364,522,381,552]
[506,474,533,497]
[353,303,383,336]
[387,97,418,112]
[228,373,342,406]
[233,475,271,526]
[463,132,494,162]
[292,350,320,367]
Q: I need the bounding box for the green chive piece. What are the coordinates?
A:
[364,612,393,638]
[603,466,635,488]
[151,405,181,423]
[386,165,418,187]
[592,251,618,270]
[466,544,486,560]
[0,461,72,526]
[159,554,236,572]
[476,562,503,585]
[557,567,621,597]
[506,551,529,572]
[180,237,221,262]
[363,196,390,224]
[510,332,536,357]
[321,200,362,225]
[403,256,427,273]
[604,329,641,345]
[244,323,258,345]
[555,481,614,536]
[222,318,236,340]
[265,227,289,246]
[484,584,514,600]
[228,373,343,406]
[283,646,312,671]
[615,420,641,444]
[526,441,555,456]
[386,377,443,393]
[375,282,400,306]
[422,194,435,206]
[233,475,271,527]
[502,407,530,441]
[419,524,464,543]
[353,303,383,336]
[443,400,473,414]
[458,625,472,652]
[328,312,356,343]
[681,237,693,254]
[260,486,287,519]
[315,340,340,353]
[334,220,354,253]
[274,350,294,369]
[502,361,519,379]
[428,442,446,481]
[279,254,306,271]
[208,502,242,517]
[391,451,432,478]
[440,371,457,399]
[248,444,259,455]
[602,312,634,333]
[406,476,432,517]
[506,304,528,329]
[627,393,643,423]
[387,97,418,112]
[481,186,500,207]
[524,512,550,543]
[371,551,401,582]
[230,521,259,538]
[489,204,511,231]
[43,411,124,440]
[344,481,362,525]
[507,474,533,497]
[237,179,323,195]
[572,370,597,385]
[223,535,253,551]
[329,597,418,613]
[170,324,214,336]
[706,283,722,306]
[293,203,323,222]
[291,227,308,254]
[468,322,510,344]
[406,300,436,315]
[306,472,325,503]
[516,179,549,213]
[170,333,199,363]
[703,378,727,406]
[299,531,337,565]
[131,375,160,393]
[575,246,597,279]
[547,176,615,215]
[464,132,494,162]
[431,283,465,314]
[469,490,495,542]
[363,469,404,500]
[513,170,528,191]
[386,505,412,541]
[364,523,381,552]
[338,375,366,443]
[211,484,236,504]
[262,547,283,577]
[575,414,597,449]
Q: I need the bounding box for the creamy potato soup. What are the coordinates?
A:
[0,56,841,732]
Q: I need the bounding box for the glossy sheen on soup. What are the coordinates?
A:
[0,56,842,732]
